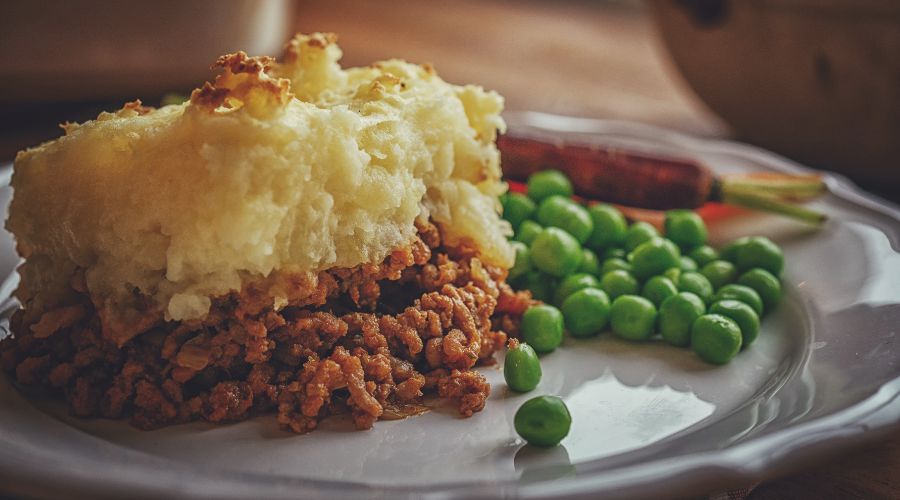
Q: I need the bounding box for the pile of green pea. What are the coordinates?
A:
[501,170,784,447]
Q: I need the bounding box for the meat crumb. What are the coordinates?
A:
[1,220,530,433]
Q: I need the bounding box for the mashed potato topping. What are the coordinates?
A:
[8,33,512,336]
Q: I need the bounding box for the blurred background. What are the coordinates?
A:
[0,0,898,199]
[0,1,898,497]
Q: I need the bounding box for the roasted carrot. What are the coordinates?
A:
[498,133,827,224]
[498,134,714,210]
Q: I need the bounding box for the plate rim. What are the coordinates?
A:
[1,114,899,499]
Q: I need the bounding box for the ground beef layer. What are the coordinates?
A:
[0,220,533,433]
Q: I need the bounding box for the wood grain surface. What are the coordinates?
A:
[0,1,896,498]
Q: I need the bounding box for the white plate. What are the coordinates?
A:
[1,113,899,499]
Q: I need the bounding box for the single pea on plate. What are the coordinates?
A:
[514,395,572,448]
[691,313,743,364]
[521,304,565,353]
[527,169,573,203]
[504,339,542,393]
[531,227,583,277]
[658,291,706,347]
[609,294,657,341]
[561,288,610,338]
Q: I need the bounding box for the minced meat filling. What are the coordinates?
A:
[0,219,532,433]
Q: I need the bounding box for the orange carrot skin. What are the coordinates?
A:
[497,134,715,210]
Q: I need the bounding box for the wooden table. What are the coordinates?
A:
[0,1,896,497]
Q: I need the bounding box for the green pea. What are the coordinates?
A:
[664,267,682,283]
[624,221,660,252]
[601,269,639,300]
[664,209,708,250]
[689,245,719,267]
[521,305,565,353]
[537,196,594,244]
[514,395,572,447]
[554,273,601,306]
[509,241,533,281]
[677,271,714,304]
[691,314,742,364]
[713,284,764,317]
[609,295,657,341]
[700,260,738,290]
[629,237,682,280]
[735,236,784,276]
[602,247,627,260]
[680,256,698,272]
[642,275,678,307]
[586,204,628,250]
[737,268,782,312]
[710,300,760,348]
[659,292,706,347]
[517,271,556,303]
[504,341,542,392]
[561,288,611,338]
[531,227,583,277]
[578,248,601,277]
[527,170,573,203]
[601,257,632,276]
[515,220,543,246]
[720,236,750,263]
[502,193,536,231]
